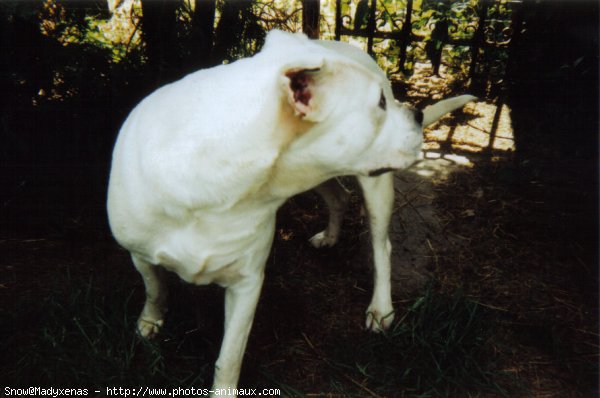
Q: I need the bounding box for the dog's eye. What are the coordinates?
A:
[378,91,387,111]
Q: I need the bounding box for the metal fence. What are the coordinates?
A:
[332,0,523,86]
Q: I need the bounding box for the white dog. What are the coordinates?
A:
[107,29,474,393]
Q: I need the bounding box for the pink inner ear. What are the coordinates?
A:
[286,71,312,106]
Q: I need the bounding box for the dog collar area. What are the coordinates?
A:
[368,167,396,177]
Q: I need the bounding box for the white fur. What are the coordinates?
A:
[107,29,472,394]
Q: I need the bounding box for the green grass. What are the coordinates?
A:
[1,271,211,390]
[2,267,512,397]
[323,284,511,398]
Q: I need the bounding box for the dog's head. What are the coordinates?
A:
[263,30,423,179]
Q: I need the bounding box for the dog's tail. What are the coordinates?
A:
[422,95,477,127]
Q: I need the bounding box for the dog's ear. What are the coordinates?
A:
[264,29,309,50]
[263,31,329,121]
[283,67,325,121]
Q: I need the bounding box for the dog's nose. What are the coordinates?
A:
[413,109,424,125]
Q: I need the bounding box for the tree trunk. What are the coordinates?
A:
[212,0,261,62]
[188,0,217,69]
[140,0,181,85]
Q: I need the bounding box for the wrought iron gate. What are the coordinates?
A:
[333,0,523,85]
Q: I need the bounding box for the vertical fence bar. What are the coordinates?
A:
[469,0,490,80]
[302,0,321,39]
[503,0,525,80]
[398,0,414,72]
[366,0,377,55]
[335,0,341,41]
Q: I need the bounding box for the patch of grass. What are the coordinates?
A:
[0,269,211,389]
[324,284,511,397]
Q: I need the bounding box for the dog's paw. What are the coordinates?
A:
[365,307,395,332]
[137,317,164,339]
[309,230,338,248]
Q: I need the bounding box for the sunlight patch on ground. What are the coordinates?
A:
[412,152,472,181]
[398,62,516,164]
[412,100,516,181]
[424,100,515,156]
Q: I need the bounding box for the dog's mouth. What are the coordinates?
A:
[368,167,396,177]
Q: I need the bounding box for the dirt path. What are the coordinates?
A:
[388,155,472,295]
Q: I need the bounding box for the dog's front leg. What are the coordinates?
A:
[358,173,395,331]
[212,272,265,394]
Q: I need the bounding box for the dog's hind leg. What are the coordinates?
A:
[310,178,351,248]
[358,173,395,331]
[131,254,168,339]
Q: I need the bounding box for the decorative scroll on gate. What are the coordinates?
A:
[333,0,522,86]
